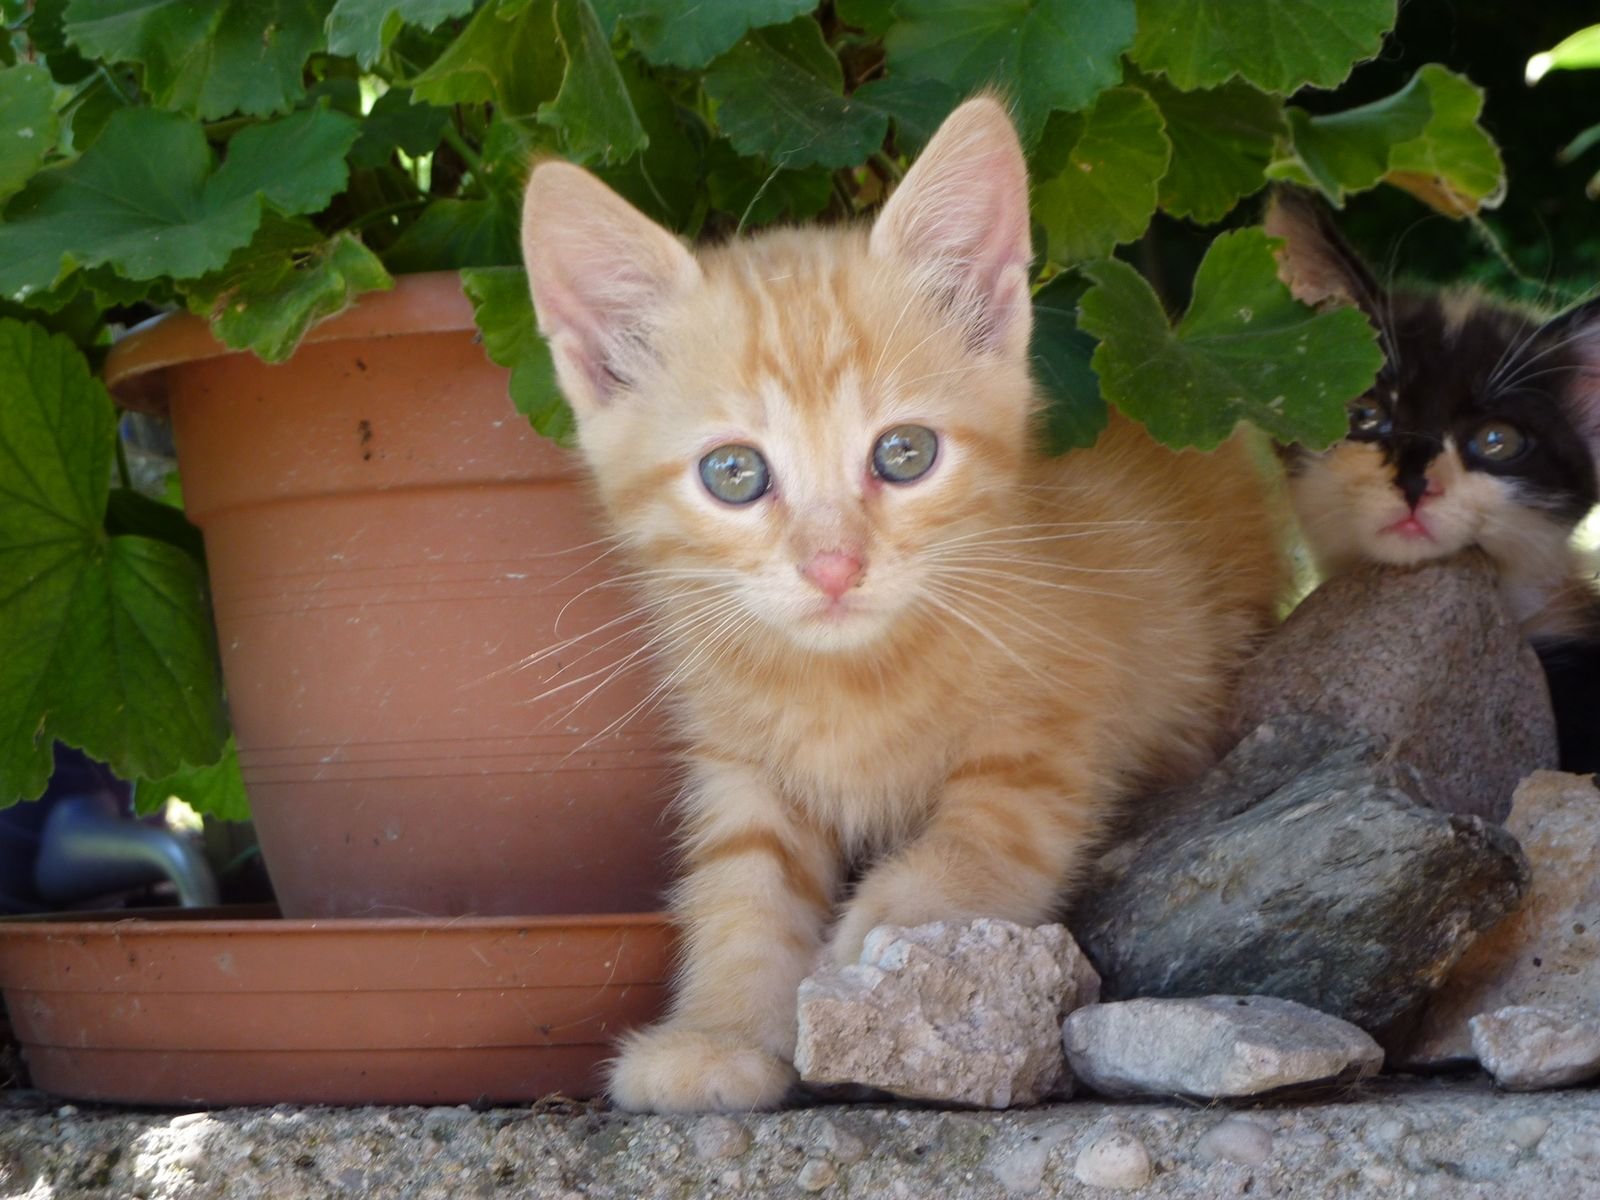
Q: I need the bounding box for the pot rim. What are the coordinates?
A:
[104,269,485,416]
[0,906,670,938]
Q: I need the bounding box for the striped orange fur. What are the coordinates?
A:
[522,97,1287,1112]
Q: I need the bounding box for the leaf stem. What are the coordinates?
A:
[441,122,486,182]
[114,422,133,492]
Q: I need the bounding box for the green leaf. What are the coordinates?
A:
[210,104,362,215]
[595,61,706,231]
[538,0,647,166]
[104,487,206,566]
[705,142,832,228]
[1077,229,1384,450]
[0,107,357,302]
[410,0,562,121]
[0,319,227,804]
[348,87,451,169]
[1268,73,1430,204]
[185,216,394,363]
[837,0,894,36]
[1270,64,1504,216]
[461,267,574,445]
[134,735,249,821]
[326,0,474,68]
[884,0,1137,144]
[1031,274,1107,452]
[1527,24,1600,83]
[383,197,520,271]
[597,0,816,69]
[1130,0,1394,94]
[1383,65,1504,216]
[1031,87,1170,265]
[851,75,962,155]
[0,66,58,205]
[1137,74,1285,224]
[704,17,887,170]
[63,0,332,119]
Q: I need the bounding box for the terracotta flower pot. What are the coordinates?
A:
[104,273,674,919]
[0,908,673,1105]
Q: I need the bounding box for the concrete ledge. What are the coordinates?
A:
[4,1077,1600,1198]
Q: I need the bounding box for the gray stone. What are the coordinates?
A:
[1072,1132,1153,1190]
[1408,772,1600,1066]
[1195,1117,1275,1166]
[1062,996,1383,1099]
[794,920,1099,1108]
[1470,1006,1600,1092]
[11,1076,1600,1198]
[1073,714,1530,1045]
[1229,555,1557,821]
[692,1116,751,1160]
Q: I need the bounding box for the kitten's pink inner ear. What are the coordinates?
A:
[869,96,1033,355]
[521,162,699,414]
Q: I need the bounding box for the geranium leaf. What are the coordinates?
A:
[348,87,451,168]
[134,735,249,822]
[326,0,474,68]
[884,0,1136,145]
[705,142,833,228]
[1077,229,1384,450]
[596,0,816,69]
[1270,64,1504,215]
[409,0,561,121]
[0,107,356,302]
[461,266,574,446]
[383,197,520,271]
[1138,73,1286,224]
[1130,0,1395,94]
[63,0,332,119]
[704,17,887,170]
[538,0,647,166]
[1031,274,1107,453]
[1031,87,1170,265]
[0,320,226,803]
[850,75,962,155]
[185,216,394,363]
[1383,65,1505,216]
[0,66,58,205]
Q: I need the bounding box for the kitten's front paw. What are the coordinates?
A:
[608,1025,796,1113]
[828,874,951,966]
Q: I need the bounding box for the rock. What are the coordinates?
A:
[1195,1117,1274,1166]
[1072,1132,1152,1190]
[1406,772,1600,1065]
[796,1158,837,1191]
[1062,996,1384,1099]
[794,920,1099,1108]
[1073,714,1530,1045]
[692,1116,751,1160]
[1229,555,1557,822]
[1470,1006,1600,1091]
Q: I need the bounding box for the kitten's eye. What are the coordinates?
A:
[872,425,939,483]
[1467,421,1529,464]
[699,444,770,504]
[1347,400,1391,441]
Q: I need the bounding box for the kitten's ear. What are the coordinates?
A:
[1540,296,1600,460]
[869,95,1033,357]
[1264,188,1383,315]
[522,161,700,415]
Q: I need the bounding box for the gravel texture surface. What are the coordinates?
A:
[5,1076,1600,1198]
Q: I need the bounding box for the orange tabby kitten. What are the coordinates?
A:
[521,98,1286,1113]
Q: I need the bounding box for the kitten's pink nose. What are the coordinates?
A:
[802,550,865,600]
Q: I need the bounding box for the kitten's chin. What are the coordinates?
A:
[777,600,902,653]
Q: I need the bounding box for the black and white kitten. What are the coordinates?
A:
[1266,188,1600,775]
